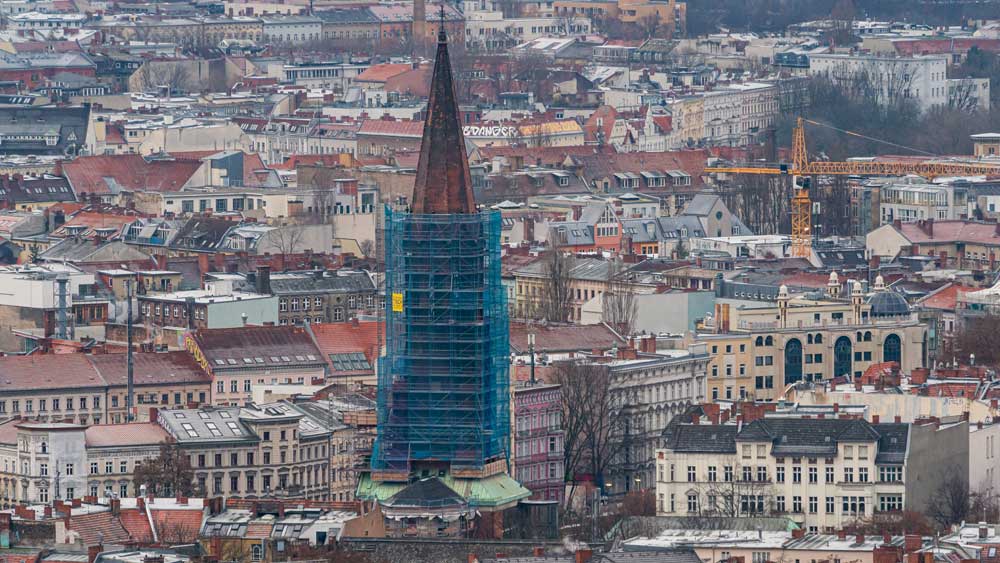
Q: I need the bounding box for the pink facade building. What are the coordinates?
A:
[513,382,564,502]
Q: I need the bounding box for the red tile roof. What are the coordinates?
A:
[310,321,383,366]
[898,220,1000,244]
[357,119,424,138]
[150,508,205,543]
[583,105,617,144]
[354,63,413,83]
[0,354,104,392]
[68,511,131,547]
[245,521,273,539]
[509,322,625,353]
[62,155,202,195]
[85,423,170,448]
[87,351,211,387]
[117,508,154,543]
[652,115,672,134]
[916,283,977,311]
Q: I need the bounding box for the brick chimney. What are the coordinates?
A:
[894,415,902,423]
[110,498,121,515]
[904,534,922,552]
[872,414,880,424]
[792,529,805,539]
[838,529,848,540]
[856,534,865,545]
[575,550,593,563]
[88,544,103,563]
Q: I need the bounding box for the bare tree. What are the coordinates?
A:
[267,224,307,258]
[132,442,196,497]
[535,248,573,323]
[954,314,1000,367]
[926,463,970,529]
[133,61,193,93]
[693,458,774,517]
[359,239,375,258]
[603,260,637,337]
[552,361,625,505]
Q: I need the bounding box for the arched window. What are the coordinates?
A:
[815,334,823,344]
[39,442,47,454]
[765,336,773,346]
[883,334,901,364]
[755,336,763,346]
[864,331,873,342]
[785,338,803,385]
[807,334,813,344]
[856,331,863,342]
[834,336,852,377]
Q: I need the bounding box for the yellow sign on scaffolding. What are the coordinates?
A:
[391,292,403,312]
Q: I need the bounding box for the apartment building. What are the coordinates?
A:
[808,54,948,111]
[0,421,168,506]
[184,325,327,406]
[0,352,212,426]
[656,415,968,532]
[513,382,565,503]
[158,402,332,500]
[879,180,968,224]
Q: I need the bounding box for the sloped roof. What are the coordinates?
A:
[190,326,325,371]
[62,155,201,195]
[310,321,383,365]
[509,321,624,353]
[85,423,170,447]
[118,509,154,543]
[87,351,211,388]
[898,220,1000,245]
[357,119,423,138]
[354,63,412,83]
[68,511,131,547]
[0,354,105,392]
[916,283,976,311]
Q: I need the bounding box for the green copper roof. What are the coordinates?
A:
[357,472,532,509]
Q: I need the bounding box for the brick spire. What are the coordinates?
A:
[410,11,476,214]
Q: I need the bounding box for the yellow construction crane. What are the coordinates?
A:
[706,117,1000,257]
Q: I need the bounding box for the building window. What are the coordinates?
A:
[826,496,835,513]
[879,494,903,512]
[776,466,784,483]
[687,493,698,513]
[826,466,834,483]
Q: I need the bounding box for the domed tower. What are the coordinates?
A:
[778,284,790,328]
[827,271,840,299]
[851,280,864,324]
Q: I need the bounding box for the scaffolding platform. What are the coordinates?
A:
[372,207,511,477]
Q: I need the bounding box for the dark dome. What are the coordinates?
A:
[867,291,910,317]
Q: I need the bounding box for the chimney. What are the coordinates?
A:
[856,534,865,545]
[904,534,921,552]
[110,498,121,515]
[838,530,848,540]
[980,522,989,539]
[833,403,840,413]
[533,548,545,557]
[792,529,805,539]
[136,496,144,511]
[872,414,880,424]
[894,415,901,423]
[884,532,891,545]
[575,549,594,563]
[256,265,271,295]
[88,544,103,563]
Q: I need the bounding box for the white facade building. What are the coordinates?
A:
[808,54,949,111]
[261,16,323,43]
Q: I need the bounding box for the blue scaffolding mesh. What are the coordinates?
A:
[372,207,510,475]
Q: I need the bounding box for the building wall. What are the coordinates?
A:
[903,420,969,515]
[969,422,1000,496]
[655,434,907,532]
